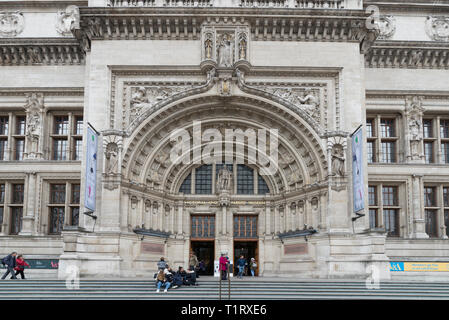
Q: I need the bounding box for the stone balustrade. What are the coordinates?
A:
[104,0,358,8]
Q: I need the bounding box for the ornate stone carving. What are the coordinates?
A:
[237,32,247,61]
[260,87,320,123]
[405,96,425,161]
[129,85,194,124]
[103,132,124,190]
[0,12,24,37]
[55,5,80,36]
[24,93,45,160]
[216,165,232,193]
[287,170,303,186]
[331,144,345,177]
[311,197,319,211]
[426,16,449,42]
[217,32,234,67]
[377,16,396,40]
[148,169,162,184]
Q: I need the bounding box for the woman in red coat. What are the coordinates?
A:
[219,253,229,280]
[14,255,29,279]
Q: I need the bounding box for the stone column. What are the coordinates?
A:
[177,201,183,235]
[411,174,428,238]
[19,171,36,236]
[265,205,271,235]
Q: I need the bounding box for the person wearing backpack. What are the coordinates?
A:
[1,252,17,280]
[250,258,257,277]
[14,255,30,279]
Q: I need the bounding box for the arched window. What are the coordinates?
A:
[178,164,270,195]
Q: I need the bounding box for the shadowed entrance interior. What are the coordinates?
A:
[191,241,215,275]
[234,241,258,276]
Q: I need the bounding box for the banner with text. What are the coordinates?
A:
[352,126,365,213]
[84,125,98,211]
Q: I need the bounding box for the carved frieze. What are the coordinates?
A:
[0,12,24,37]
[426,16,449,42]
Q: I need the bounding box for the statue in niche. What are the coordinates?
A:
[311,197,319,211]
[216,165,232,193]
[331,144,345,177]
[149,169,161,184]
[204,35,213,59]
[409,116,422,158]
[25,112,40,157]
[105,142,119,174]
[238,35,247,60]
[217,33,233,67]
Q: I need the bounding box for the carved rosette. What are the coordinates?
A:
[0,11,24,37]
[102,131,124,190]
[55,5,80,36]
[23,93,46,160]
[377,15,396,40]
[405,96,425,162]
[426,16,449,42]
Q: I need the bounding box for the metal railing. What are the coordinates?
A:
[218,264,231,300]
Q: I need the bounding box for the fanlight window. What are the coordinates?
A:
[178,164,269,195]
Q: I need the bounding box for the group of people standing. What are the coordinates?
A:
[236,255,257,279]
[154,254,200,293]
[1,252,30,280]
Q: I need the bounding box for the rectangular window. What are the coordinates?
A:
[440,120,449,139]
[0,117,8,135]
[382,186,397,206]
[366,119,374,138]
[14,139,24,161]
[444,187,449,207]
[424,142,434,164]
[237,164,254,195]
[381,119,395,138]
[53,139,67,160]
[74,139,82,161]
[70,207,79,226]
[383,209,399,237]
[381,142,396,163]
[442,143,449,164]
[15,116,26,135]
[195,165,212,194]
[190,215,215,238]
[368,186,377,206]
[12,184,24,204]
[0,184,4,226]
[424,187,436,207]
[233,215,258,238]
[49,207,64,234]
[75,116,83,135]
[50,184,66,204]
[423,119,433,138]
[0,139,7,160]
[425,209,438,238]
[367,141,375,163]
[10,207,22,235]
[369,209,377,229]
[445,210,449,238]
[54,116,69,135]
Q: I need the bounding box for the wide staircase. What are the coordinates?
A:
[1,277,449,299]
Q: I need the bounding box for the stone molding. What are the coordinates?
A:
[73,7,377,52]
[365,41,449,69]
[0,38,85,66]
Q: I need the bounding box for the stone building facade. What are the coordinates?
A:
[0,0,449,280]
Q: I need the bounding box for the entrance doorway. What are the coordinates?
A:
[190,241,215,275]
[234,241,258,276]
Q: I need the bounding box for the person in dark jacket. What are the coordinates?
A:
[14,255,30,279]
[236,255,246,279]
[157,257,167,270]
[1,252,17,280]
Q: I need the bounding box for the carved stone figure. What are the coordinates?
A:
[217,33,233,67]
[148,169,161,184]
[406,96,425,160]
[288,170,302,185]
[311,197,319,210]
[331,144,345,176]
[55,5,80,36]
[216,165,232,193]
[204,35,213,59]
[24,93,45,159]
[0,12,24,37]
[238,34,247,60]
[105,142,119,174]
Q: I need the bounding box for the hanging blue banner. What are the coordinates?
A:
[84,125,98,211]
[352,126,365,213]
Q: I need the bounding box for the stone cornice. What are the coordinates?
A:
[364,0,449,12]
[0,38,85,66]
[365,40,449,69]
[74,7,378,52]
[0,1,88,8]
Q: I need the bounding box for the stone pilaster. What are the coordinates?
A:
[411,174,428,238]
